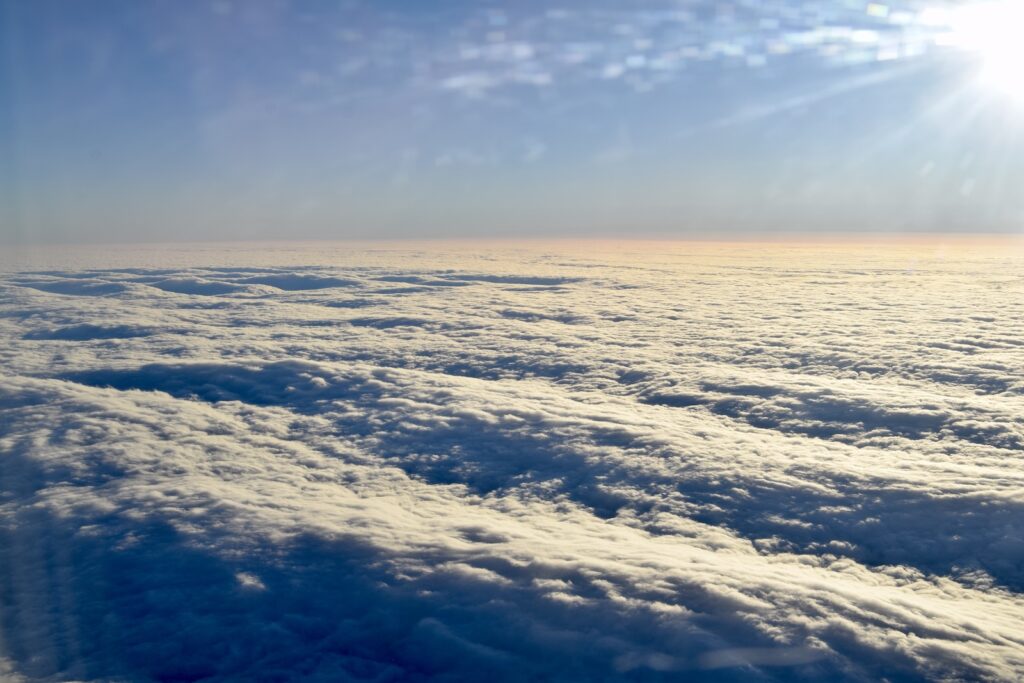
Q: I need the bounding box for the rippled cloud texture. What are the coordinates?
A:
[2,241,1024,681]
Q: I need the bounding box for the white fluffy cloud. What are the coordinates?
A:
[2,241,1024,681]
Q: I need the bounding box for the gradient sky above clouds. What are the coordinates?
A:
[3,0,1024,244]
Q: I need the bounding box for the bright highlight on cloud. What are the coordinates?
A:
[2,241,1024,681]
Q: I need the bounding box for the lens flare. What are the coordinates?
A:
[945,1,1024,101]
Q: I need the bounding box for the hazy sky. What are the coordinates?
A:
[3,0,1024,244]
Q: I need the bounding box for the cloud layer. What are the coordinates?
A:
[2,241,1024,681]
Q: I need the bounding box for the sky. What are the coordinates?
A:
[3,0,1024,244]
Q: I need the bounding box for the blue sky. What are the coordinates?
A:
[3,0,1024,244]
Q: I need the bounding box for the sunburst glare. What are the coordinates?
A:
[942,0,1024,101]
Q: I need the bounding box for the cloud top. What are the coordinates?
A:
[2,241,1024,681]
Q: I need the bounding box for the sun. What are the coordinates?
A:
[945,1,1024,101]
